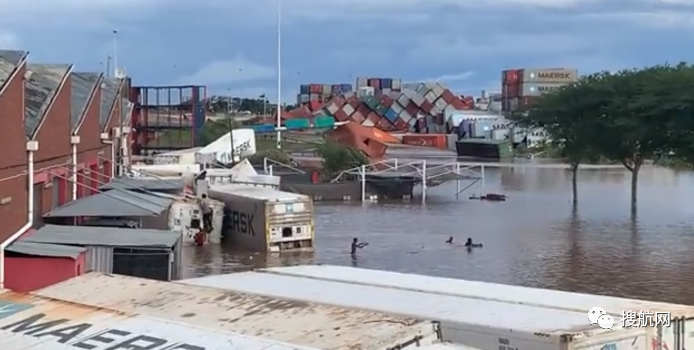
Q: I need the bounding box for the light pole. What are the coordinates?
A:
[276,0,282,149]
[112,29,118,78]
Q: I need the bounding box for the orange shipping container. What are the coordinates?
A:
[402,134,447,150]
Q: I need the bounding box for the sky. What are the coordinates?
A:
[1,0,693,103]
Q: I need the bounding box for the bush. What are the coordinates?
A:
[314,139,369,179]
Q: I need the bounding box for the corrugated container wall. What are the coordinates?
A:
[86,246,114,273]
[5,254,86,292]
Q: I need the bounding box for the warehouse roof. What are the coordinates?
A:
[7,241,86,259]
[100,78,120,129]
[70,71,101,131]
[211,184,306,201]
[35,273,430,350]
[0,290,320,350]
[20,224,180,248]
[100,177,185,191]
[44,189,171,217]
[179,271,599,334]
[0,50,27,91]
[261,265,694,319]
[25,63,73,138]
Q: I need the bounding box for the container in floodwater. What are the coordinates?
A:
[210,184,314,252]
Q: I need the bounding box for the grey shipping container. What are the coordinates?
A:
[520,83,567,96]
[210,184,315,253]
[521,68,578,84]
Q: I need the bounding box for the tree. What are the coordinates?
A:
[314,139,369,180]
[516,74,605,205]
[590,67,679,209]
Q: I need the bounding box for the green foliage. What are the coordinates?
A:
[314,139,369,179]
[198,118,239,146]
[522,63,694,207]
[209,96,277,115]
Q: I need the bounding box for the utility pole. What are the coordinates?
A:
[112,29,118,78]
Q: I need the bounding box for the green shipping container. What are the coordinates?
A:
[314,116,336,129]
[285,118,311,130]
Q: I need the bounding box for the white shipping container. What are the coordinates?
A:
[299,93,309,103]
[362,118,375,127]
[195,128,257,164]
[261,265,694,349]
[522,68,578,83]
[209,184,314,252]
[153,147,201,165]
[357,86,375,98]
[392,78,402,90]
[342,103,355,116]
[168,198,224,244]
[356,77,368,88]
[180,272,647,350]
[521,83,567,96]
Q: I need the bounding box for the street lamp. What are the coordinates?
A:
[276,0,282,149]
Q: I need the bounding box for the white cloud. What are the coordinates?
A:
[421,72,475,83]
[177,57,276,86]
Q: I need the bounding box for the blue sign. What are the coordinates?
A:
[0,301,33,320]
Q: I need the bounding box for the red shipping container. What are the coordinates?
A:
[358,104,371,116]
[376,118,392,131]
[349,99,361,109]
[441,89,456,104]
[5,253,86,292]
[367,112,381,124]
[351,111,365,124]
[420,100,434,114]
[368,78,380,88]
[504,70,520,84]
[379,95,393,108]
[402,134,447,149]
[309,101,322,111]
[334,109,348,121]
[309,84,322,94]
[394,118,408,131]
[406,102,420,116]
[503,84,520,99]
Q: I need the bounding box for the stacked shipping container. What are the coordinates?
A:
[297,83,352,106]
[355,77,403,96]
[501,68,578,112]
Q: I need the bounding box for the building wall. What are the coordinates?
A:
[77,77,108,197]
[5,252,85,292]
[0,62,30,243]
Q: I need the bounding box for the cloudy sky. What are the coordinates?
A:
[1,0,692,103]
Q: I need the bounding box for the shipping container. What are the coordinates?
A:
[521,82,567,96]
[153,147,202,165]
[502,69,520,85]
[501,84,520,98]
[381,78,392,89]
[521,68,578,84]
[368,78,380,89]
[455,139,513,159]
[357,86,375,98]
[340,83,352,92]
[391,78,402,90]
[402,134,447,149]
[309,84,322,94]
[209,184,314,253]
[300,84,310,94]
[180,271,648,350]
[356,77,368,88]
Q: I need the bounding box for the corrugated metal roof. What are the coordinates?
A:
[100,177,185,191]
[0,291,321,350]
[100,78,120,129]
[420,344,483,350]
[6,241,86,259]
[70,71,101,131]
[35,273,432,350]
[20,224,180,248]
[179,272,598,334]
[0,50,26,90]
[261,265,694,318]
[24,63,72,138]
[44,190,171,217]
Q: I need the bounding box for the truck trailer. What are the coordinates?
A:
[209,184,314,252]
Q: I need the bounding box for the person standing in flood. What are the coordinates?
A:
[199,194,213,232]
[351,237,368,255]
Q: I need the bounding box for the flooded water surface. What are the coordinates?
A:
[182,165,694,304]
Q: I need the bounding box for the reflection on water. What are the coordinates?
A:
[181,165,694,304]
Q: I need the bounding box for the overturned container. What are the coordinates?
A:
[209,184,314,252]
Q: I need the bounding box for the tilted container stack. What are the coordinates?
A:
[297,83,352,106]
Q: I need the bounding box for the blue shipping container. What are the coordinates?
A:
[299,85,310,94]
[340,84,352,92]
[381,78,392,89]
[252,124,276,134]
[384,108,398,122]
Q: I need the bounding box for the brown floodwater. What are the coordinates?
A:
[181,165,694,304]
